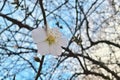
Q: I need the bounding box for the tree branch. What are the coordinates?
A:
[38,0,47,30]
[0,13,34,30]
[35,55,45,80]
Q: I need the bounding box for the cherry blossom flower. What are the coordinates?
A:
[32,27,67,56]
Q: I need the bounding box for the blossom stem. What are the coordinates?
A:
[39,0,47,31]
[35,55,45,80]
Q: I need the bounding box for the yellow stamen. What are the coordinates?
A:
[46,34,56,45]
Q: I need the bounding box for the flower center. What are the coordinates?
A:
[46,34,56,45]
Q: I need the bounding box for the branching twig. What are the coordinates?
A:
[0,13,34,30]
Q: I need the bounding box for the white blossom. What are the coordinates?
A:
[32,27,67,56]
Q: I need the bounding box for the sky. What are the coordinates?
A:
[0,0,120,80]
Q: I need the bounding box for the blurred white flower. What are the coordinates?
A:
[32,27,67,56]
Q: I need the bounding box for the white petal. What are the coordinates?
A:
[58,37,68,47]
[52,27,59,32]
[52,27,62,37]
[32,27,47,43]
[52,27,67,47]
[49,43,62,56]
[37,42,49,55]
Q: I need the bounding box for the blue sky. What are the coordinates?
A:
[1,0,120,80]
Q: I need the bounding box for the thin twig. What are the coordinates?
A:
[39,0,47,30]
[0,13,34,30]
[35,55,45,80]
